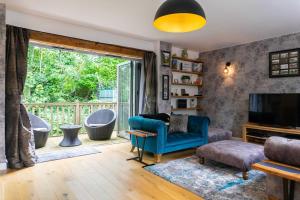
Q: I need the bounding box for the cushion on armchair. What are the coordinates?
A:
[169,115,188,133]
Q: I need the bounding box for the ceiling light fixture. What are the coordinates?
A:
[153,0,206,33]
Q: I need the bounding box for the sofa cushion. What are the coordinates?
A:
[265,136,300,167]
[169,115,188,133]
[167,132,203,146]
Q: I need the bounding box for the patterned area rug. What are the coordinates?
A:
[37,147,101,163]
[145,156,266,200]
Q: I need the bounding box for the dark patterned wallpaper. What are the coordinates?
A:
[199,32,300,137]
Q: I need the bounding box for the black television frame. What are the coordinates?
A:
[248,93,300,128]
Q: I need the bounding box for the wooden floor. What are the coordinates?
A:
[0,142,203,200]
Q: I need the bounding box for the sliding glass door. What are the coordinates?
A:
[117,61,141,139]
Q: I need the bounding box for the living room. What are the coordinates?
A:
[1,0,300,200]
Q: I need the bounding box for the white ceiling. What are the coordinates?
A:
[5,0,300,52]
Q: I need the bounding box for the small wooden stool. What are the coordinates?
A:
[126,130,157,167]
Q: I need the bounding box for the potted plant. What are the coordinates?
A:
[181,75,191,84]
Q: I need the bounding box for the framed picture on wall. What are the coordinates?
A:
[161,51,171,67]
[162,75,169,100]
[269,48,300,78]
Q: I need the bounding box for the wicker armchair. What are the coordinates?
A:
[28,113,51,149]
[84,109,116,140]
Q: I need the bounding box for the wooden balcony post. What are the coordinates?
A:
[75,101,81,125]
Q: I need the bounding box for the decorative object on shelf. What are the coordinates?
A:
[182,62,191,71]
[224,62,231,75]
[269,48,300,78]
[153,0,206,33]
[192,62,203,73]
[194,77,203,86]
[177,99,187,108]
[161,51,171,67]
[179,62,183,70]
[181,89,189,96]
[181,49,188,59]
[174,89,179,96]
[198,88,203,96]
[181,75,191,84]
[162,75,169,100]
[172,59,178,69]
[190,99,196,108]
[173,78,179,84]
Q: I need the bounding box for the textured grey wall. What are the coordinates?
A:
[199,32,300,137]
[0,4,5,167]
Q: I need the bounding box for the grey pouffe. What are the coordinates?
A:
[264,136,300,167]
[208,127,232,143]
[196,140,265,180]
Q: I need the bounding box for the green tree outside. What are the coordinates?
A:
[24,44,126,103]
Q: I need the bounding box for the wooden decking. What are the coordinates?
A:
[0,143,202,200]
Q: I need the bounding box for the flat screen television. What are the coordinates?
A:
[249,93,300,128]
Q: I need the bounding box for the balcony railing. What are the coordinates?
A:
[25,102,117,136]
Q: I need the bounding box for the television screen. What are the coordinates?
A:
[249,94,300,128]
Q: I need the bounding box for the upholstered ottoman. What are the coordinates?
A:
[208,127,232,143]
[196,140,265,180]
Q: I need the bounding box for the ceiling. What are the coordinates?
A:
[5,0,300,52]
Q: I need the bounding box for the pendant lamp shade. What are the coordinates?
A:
[153,0,206,33]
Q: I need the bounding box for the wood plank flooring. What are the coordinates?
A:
[0,143,202,200]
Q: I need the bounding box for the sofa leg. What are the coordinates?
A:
[130,146,135,152]
[154,154,162,163]
[243,171,249,180]
[199,157,205,164]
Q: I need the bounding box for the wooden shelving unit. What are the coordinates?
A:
[170,56,204,113]
[242,122,300,144]
[171,95,203,99]
[171,82,202,87]
[171,107,202,111]
[172,56,203,63]
[171,69,203,75]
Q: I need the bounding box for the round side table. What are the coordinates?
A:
[59,124,82,147]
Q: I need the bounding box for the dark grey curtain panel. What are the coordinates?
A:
[5,25,36,169]
[142,52,158,114]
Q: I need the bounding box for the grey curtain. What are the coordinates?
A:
[142,52,157,114]
[5,25,36,169]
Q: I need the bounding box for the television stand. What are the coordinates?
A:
[242,123,300,144]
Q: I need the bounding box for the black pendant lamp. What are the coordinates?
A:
[153,0,206,33]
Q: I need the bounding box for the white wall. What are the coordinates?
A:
[6,9,156,52]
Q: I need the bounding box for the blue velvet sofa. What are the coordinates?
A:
[128,115,210,162]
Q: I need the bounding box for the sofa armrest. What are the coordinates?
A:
[128,116,167,148]
[188,116,210,144]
